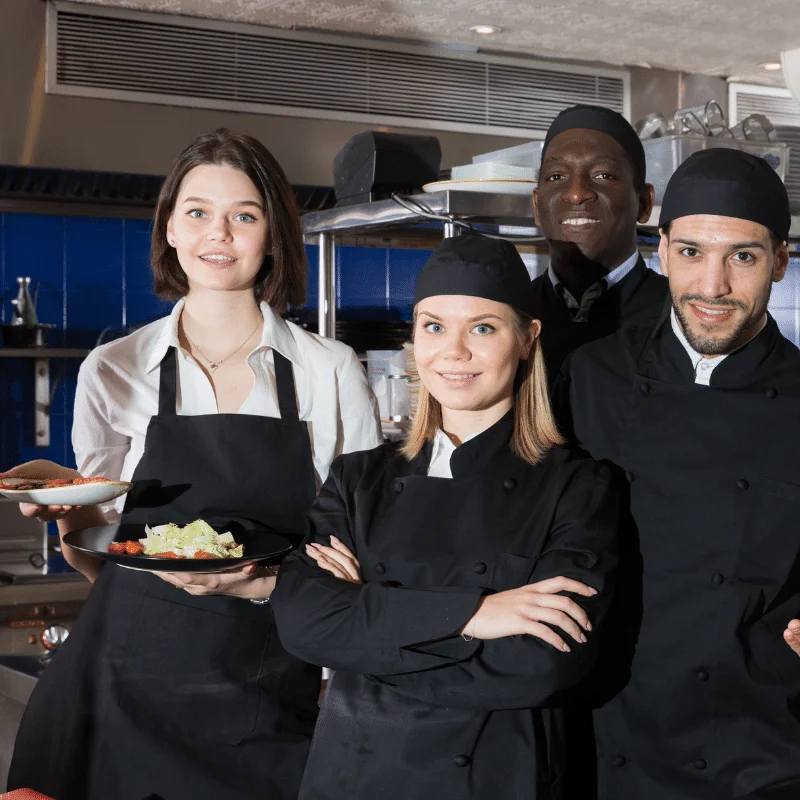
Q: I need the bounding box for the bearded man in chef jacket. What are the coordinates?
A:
[554,147,800,800]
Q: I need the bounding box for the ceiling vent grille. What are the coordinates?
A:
[47,1,629,137]
[728,83,800,126]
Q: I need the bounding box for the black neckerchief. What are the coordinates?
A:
[548,256,652,322]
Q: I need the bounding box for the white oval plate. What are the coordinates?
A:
[0,479,133,506]
[422,178,537,196]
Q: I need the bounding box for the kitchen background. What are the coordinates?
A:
[1,0,800,569]
[0,0,799,782]
[3,216,800,477]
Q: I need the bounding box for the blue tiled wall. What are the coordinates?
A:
[3,211,799,473]
[0,213,429,472]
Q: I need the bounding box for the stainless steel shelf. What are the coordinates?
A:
[301,191,541,338]
[302,191,537,236]
[0,348,91,358]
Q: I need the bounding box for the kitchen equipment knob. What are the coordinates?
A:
[41,625,70,651]
[29,552,46,569]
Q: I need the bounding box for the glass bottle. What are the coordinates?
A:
[10,276,39,327]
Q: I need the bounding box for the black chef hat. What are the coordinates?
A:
[541,104,646,182]
[659,148,791,242]
[414,232,535,316]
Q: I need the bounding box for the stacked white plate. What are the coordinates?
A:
[423,161,538,195]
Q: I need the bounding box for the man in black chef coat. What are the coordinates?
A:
[555,147,800,799]
[532,104,668,383]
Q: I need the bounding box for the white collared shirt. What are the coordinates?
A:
[73,298,383,520]
[427,429,479,478]
[670,308,767,386]
[547,249,640,293]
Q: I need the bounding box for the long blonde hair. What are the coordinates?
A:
[401,307,563,465]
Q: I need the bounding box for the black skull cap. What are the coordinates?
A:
[414,232,535,316]
[659,148,790,242]
[541,104,646,181]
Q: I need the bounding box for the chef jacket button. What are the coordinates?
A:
[696,670,709,682]
[625,470,635,483]
[374,563,387,576]
[712,573,725,586]
[473,562,487,574]
[694,759,707,770]
[503,478,517,490]
[736,478,749,490]
[766,388,778,399]
[392,479,404,493]
[612,755,626,767]
[639,382,651,395]
[454,754,471,767]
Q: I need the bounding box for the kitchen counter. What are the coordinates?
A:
[0,572,90,608]
[0,656,46,702]
[0,655,50,790]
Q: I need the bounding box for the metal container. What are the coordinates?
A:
[774,125,800,214]
[644,135,790,205]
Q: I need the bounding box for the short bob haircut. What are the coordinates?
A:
[401,306,563,465]
[151,128,306,312]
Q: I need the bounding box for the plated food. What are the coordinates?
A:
[64,522,293,573]
[108,520,244,560]
[0,476,133,506]
[0,476,110,491]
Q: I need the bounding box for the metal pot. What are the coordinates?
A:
[0,324,53,348]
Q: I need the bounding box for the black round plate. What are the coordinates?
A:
[64,523,294,573]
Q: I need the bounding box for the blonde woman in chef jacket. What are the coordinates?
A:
[3,128,381,800]
[270,232,620,800]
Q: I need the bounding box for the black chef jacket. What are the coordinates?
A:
[272,412,620,800]
[532,256,667,385]
[553,313,800,799]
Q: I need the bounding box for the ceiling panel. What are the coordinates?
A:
[65,0,800,87]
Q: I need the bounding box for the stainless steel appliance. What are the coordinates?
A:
[0,573,90,789]
[0,572,89,655]
[774,125,800,214]
[0,499,47,577]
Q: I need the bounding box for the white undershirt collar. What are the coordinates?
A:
[670,308,767,386]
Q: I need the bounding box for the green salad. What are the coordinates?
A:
[141,520,244,558]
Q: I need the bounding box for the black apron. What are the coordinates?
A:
[10,346,319,800]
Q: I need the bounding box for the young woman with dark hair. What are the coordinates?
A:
[4,128,381,800]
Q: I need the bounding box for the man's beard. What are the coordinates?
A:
[673,293,767,356]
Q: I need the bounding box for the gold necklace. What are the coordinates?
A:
[183,318,262,373]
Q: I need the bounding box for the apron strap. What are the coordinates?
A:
[273,350,300,424]
[158,347,178,417]
[157,346,300,422]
